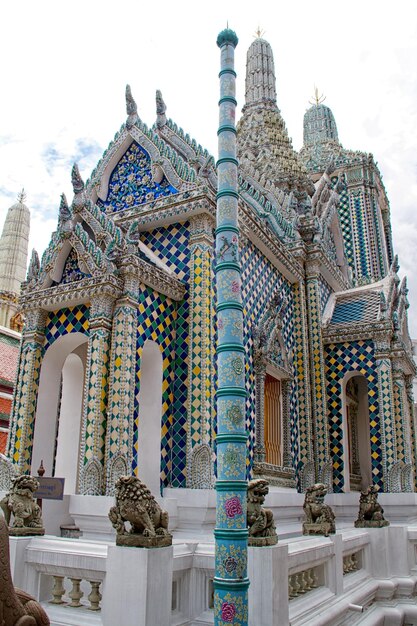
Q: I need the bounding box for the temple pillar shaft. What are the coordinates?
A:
[392,369,409,464]
[186,214,215,486]
[253,366,266,463]
[374,341,396,487]
[7,308,46,474]
[293,280,313,469]
[78,295,115,495]
[305,260,330,482]
[104,269,138,493]
[282,379,292,468]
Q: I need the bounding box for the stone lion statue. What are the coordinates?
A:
[303,483,335,536]
[0,475,44,536]
[247,478,278,546]
[108,475,172,547]
[0,515,50,625]
[355,485,389,528]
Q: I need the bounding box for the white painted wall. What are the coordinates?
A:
[137,340,163,496]
[54,352,84,494]
[31,333,87,484]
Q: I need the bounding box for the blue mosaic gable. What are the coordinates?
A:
[97,141,178,213]
[331,299,365,324]
[60,248,90,285]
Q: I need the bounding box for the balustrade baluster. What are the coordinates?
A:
[88,581,102,611]
[68,578,83,607]
[50,576,66,604]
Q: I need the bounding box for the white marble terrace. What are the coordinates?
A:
[4,488,417,625]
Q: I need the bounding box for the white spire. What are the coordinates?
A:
[0,190,30,328]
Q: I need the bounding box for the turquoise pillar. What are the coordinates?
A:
[214,28,249,626]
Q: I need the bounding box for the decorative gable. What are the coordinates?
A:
[59,248,90,285]
[97,142,178,213]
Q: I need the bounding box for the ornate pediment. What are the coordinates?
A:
[253,290,292,376]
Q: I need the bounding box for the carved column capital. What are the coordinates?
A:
[90,294,116,330]
[189,214,215,247]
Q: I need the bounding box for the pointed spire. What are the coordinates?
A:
[27,248,40,282]
[125,84,139,129]
[71,164,84,194]
[0,192,30,327]
[244,37,277,106]
[155,90,167,129]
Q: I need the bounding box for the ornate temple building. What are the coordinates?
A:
[0,192,29,453]
[3,35,416,500]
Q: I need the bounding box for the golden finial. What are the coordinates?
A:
[254,26,265,39]
[17,188,26,203]
[309,86,326,106]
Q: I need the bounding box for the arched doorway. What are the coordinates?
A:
[137,340,163,496]
[342,374,373,491]
[31,332,87,494]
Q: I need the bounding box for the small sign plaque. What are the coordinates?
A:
[34,477,65,501]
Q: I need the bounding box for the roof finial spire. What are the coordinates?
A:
[125,84,139,129]
[155,90,167,129]
[254,26,265,39]
[17,188,26,204]
[71,164,84,194]
[309,86,326,106]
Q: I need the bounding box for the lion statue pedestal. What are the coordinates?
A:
[354,485,389,528]
[302,483,335,537]
[247,478,278,547]
[0,475,44,537]
[108,476,172,548]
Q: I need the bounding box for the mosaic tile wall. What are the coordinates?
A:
[350,191,372,279]
[97,142,178,213]
[133,286,178,488]
[139,223,191,487]
[331,175,354,273]
[240,238,298,475]
[44,305,90,348]
[324,340,383,491]
[318,275,333,315]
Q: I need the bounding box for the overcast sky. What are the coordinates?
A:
[1,0,417,333]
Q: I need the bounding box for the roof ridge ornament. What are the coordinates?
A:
[58,192,71,224]
[156,89,167,129]
[71,164,84,194]
[254,26,265,39]
[309,86,326,106]
[126,84,139,129]
[17,188,26,204]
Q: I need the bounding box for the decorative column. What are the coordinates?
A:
[281,379,292,468]
[187,214,216,488]
[305,258,331,486]
[292,279,314,486]
[79,294,115,495]
[214,28,249,626]
[7,308,46,473]
[253,358,266,464]
[374,339,396,488]
[405,377,417,490]
[104,261,139,494]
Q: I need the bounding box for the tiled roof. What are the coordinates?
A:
[0,430,7,454]
[329,291,381,326]
[0,336,19,384]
